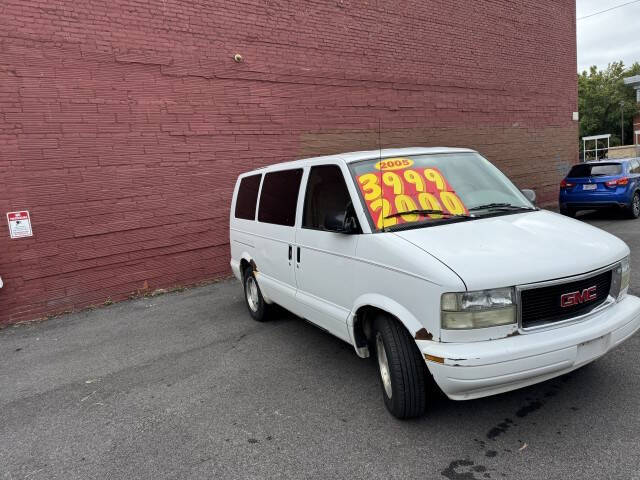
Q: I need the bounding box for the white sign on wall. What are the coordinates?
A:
[7,211,33,239]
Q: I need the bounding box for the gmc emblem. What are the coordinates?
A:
[560,286,597,308]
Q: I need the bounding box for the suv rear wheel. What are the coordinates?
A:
[373,314,429,419]
[243,265,269,322]
[560,206,575,218]
[628,192,640,219]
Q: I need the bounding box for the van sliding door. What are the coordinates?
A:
[294,164,358,342]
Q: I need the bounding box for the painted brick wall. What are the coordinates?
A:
[0,0,578,324]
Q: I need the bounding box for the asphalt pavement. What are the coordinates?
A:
[2,210,640,480]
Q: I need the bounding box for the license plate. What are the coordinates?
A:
[583,184,597,191]
[576,335,609,364]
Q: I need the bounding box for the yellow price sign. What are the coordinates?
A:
[357,166,467,229]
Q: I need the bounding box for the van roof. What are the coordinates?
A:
[336,147,476,163]
[246,147,477,174]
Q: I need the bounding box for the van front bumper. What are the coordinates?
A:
[420,294,640,400]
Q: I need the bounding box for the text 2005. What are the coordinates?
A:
[375,158,412,171]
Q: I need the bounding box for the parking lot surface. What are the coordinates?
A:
[2,210,640,480]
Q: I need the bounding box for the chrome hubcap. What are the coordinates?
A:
[246,276,259,312]
[634,195,639,215]
[376,333,392,399]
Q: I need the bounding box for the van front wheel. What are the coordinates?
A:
[243,266,269,322]
[373,314,428,419]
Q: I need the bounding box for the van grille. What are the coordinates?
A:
[520,270,612,328]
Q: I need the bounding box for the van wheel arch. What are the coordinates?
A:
[353,306,420,358]
[240,257,258,275]
[352,306,378,357]
[240,258,251,276]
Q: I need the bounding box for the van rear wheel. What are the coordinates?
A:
[373,314,429,419]
[243,266,269,322]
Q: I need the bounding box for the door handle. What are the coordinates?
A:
[288,245,292,261]
[296,246,301,263]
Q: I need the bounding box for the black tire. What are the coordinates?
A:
[373,314,429,419]
[627,192,640,219]
[560,206,575,218]
[242,265,269,322]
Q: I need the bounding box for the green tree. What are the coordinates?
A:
[578,61,640,151]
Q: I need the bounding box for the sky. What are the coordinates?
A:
[577,0,640,72]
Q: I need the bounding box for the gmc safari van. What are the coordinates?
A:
[229,147,640,419]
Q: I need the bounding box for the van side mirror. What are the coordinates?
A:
[324,213,346,232]
[521,189,536,204]
[324,205,360,234]
[342,214,360,234]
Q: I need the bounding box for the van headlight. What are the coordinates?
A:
[611,256,631,301]
[441,287,516,329]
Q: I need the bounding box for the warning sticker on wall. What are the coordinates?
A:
[7,211,33,239]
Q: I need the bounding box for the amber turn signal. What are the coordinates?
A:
[424,354,444,364]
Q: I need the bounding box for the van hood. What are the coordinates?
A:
[393,210,629,290]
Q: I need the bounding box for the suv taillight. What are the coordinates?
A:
[560,179,575,189]
[605,177,629,188]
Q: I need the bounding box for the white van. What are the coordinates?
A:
[229,147,640,419]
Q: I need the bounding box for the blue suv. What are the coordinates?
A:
[559,158,640,219]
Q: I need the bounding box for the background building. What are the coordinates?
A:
[0,0,578,324]
[625,75,640,143]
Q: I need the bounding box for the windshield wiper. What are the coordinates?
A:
[384,213,476,232]
[468,203,535,212]
[384,209,472,219]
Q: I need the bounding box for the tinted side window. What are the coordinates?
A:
[258,169,303,226]
[630,160,640,174]
[303,165,353,230]
[234,174,262,220]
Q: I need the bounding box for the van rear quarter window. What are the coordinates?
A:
[235,174,262,220]
[258,169,303,226]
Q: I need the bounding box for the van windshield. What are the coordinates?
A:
[349,153,532,231]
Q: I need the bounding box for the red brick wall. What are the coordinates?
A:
[0,0,578,324]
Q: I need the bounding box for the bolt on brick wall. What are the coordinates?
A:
[0,0,578,324]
